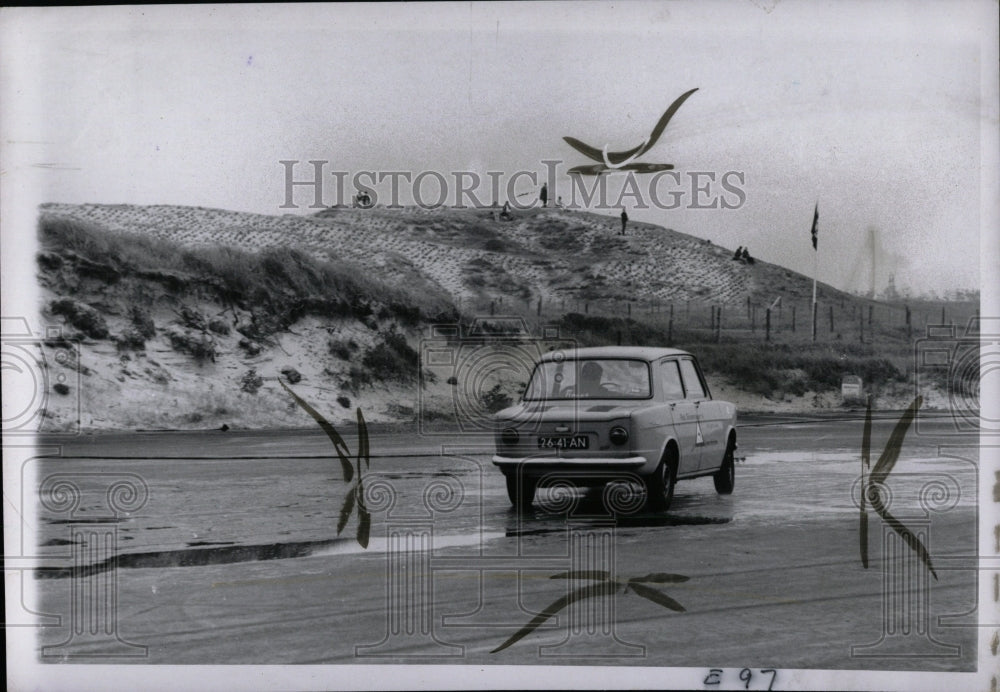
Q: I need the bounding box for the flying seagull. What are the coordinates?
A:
[563,87,699,175]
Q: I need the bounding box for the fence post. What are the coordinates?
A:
[490,300,495,316]
[537,297,542,316]
[668,304,674,346]
[860,314,865,343]
[791,306,796,332]
[751,306,756,334]
[766,308,771,342]
[906,305,912,339]
[829,304,835,332]
[747,295,751,319]
[941,306,946,324]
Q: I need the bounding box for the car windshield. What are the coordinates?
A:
[523,359,652,400]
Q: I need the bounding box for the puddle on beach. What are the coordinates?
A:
[34,531,509,579]
[309,531,507,558]
[186,540,237,547]
[745,450,859,464]
[32,511,730,578]
[506,514,731,538]
[378,470,471,480]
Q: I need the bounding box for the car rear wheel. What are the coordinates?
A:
[506,473,536,509]
[713,437,736,494]
[646,454,677,510]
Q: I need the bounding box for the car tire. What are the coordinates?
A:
[506,473,536,509]
[713,437,736,495]
[646,454,677,510]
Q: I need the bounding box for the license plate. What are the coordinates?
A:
[537,435,589,450]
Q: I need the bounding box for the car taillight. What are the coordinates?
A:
[609,426,629,445]
[501,428,519,445]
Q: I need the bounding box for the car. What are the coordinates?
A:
[492,346,737,510]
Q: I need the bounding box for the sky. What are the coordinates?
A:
[2,1,997,298]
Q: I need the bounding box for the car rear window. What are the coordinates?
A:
[524,359,652,400]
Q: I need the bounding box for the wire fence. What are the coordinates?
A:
[453,294,980,347]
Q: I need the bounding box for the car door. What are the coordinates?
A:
[659,358,700,475]
[677,357,712,471]
[678,357,727,471]
[689,358,729,472]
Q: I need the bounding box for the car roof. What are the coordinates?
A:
[538,346,692,362]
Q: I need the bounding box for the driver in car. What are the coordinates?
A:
[578,361,610,397]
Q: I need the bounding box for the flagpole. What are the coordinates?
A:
[811,250,818,342]
[810,202,818,342]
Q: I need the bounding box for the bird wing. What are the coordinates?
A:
[563,87,698,166]
[617,162,675,173]
[567,162,674,176]
[563,136,647,166]
[563,137,609,163]
[637,87,699,158]
[566,163,610,176]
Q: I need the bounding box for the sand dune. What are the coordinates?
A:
[41,203,841,308]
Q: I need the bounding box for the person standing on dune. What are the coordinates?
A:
[539,183,548,208]
[620,208,628,235]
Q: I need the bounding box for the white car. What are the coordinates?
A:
[492,346,737,509]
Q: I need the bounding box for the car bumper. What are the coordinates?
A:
[492,454,649,473]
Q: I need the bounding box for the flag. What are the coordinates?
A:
[810,203,819,250]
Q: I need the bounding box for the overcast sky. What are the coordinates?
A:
[2,1,996,297]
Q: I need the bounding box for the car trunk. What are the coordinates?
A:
[494,402,635,458]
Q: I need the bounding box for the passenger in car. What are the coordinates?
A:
[579,361,608,397]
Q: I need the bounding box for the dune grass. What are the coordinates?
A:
[39,213,458,337]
